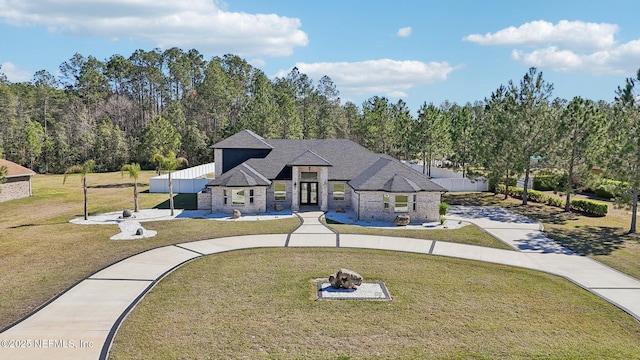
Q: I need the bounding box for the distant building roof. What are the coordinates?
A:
[0,159,36,178]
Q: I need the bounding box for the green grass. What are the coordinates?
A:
[0,171,298,330]
[0,174,514,331]
[4,175,640,359]
[443,192,640,279]
[328,223,512,250]
[109,248,640,360]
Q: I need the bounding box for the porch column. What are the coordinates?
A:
[319,167,328,211]
[291,167,300,211]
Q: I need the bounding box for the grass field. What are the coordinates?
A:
[109,248,640,359]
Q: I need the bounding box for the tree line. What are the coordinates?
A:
[1,48,640,230]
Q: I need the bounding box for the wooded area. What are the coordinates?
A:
[1,48,640,230]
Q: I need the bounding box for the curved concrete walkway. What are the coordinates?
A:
[1,207,640,360]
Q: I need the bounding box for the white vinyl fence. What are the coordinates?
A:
[405,163,488,192]
[149,162,215,194]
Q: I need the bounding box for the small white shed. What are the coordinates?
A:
[149,162,215,194]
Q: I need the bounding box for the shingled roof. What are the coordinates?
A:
[0,159,36,178]
[287,149,333,167]
[238,138,382,181]
[211,129,272,149]
[210,163,271,187]
[349,158,447,192]
[210,130,446,192]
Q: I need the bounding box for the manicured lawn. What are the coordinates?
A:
[0,174,511,331]
[0,172,299,330]
[328,223,512,250]
[4,174,640,359]
[109,248,640,359]
[443,192,640,279]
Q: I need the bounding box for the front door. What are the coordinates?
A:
[300,182,318,205]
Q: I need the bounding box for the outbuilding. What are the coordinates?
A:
[0,159,36,202]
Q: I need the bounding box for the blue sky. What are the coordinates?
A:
[2,0,640,113]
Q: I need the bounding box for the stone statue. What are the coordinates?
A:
[328,268,363,289]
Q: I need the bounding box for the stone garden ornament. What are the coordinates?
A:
[328,268,363,289]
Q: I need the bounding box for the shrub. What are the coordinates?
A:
[593,187,615,199]
[533,175,556,191]
[589,179,627,200]
[570,199,608,216]
[491,178,517,193]
[439,202,449,216]
[527,189,545,203]
[546,196,564,208]
[497,184,565,209]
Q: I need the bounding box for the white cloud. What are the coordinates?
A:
[248,58,267,68]
[387,90,408,98]
[465,19,640,76]
[1,62,32,82]
[512,43,640,76]
[0,0,308,57]
[396,26,412,38]
[464,20,618,51]
[277,59,458,98]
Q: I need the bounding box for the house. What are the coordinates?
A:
[197,130,447,223]
[0,159,36,202]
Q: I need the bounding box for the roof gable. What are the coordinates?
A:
[287,149,333,167]
[382,174,422,192]
[211,129,273,150]
[0,159,36,178]
[349,157,447,192]
[209,163,271,187]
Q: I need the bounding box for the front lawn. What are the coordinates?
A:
[0,172,299,330]
[109,248,640,359]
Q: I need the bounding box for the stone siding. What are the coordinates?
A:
[0,177,32,202]
[291,166,328,211]
[197,189,212,211]
[355,191,441,223]
[265,181,292,212]
[327,181,352,211]
[211,186,267,214]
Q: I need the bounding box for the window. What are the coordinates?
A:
[395,195,408,212]
[383,194,390,210]
[413,194,417,211]
[301,172,317,181]
[249,189,254,204]
[274,183,286,201]
[333,183,345,201]
[232,189,245,205]
[223,189,228,205]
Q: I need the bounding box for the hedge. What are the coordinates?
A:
[497,185,564,208]
[591,179,625,200]
[533,174,568,191]
[533,175,556,191]
[497,184,608,216]
[570,199,608,216]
